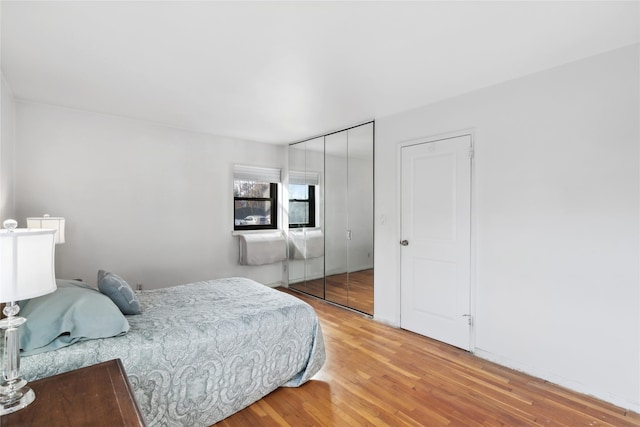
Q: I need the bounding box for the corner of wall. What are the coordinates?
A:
[0,72,17,222]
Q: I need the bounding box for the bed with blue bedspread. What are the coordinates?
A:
[17,277,326,426]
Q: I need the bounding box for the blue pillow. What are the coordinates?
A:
[19,280,130,356]
[97,270,142,315]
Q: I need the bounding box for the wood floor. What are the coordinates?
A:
[216,289,639,426]
[290,269,374,314]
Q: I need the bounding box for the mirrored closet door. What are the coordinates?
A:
[287,122,374,315]
[288,137,325,300]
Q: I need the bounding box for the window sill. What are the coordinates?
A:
[231,229,283,237]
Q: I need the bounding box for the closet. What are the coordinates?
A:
[287,122,374,315]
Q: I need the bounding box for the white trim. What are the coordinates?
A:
[475,348,640,413]
[264,281,284,288]
[231,229,282,237]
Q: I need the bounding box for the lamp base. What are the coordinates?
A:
[0,383,35,415]
[0,303,35,415]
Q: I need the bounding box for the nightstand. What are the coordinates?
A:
[0,359,146,426]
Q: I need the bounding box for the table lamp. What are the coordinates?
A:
[0,219,57,415]
[26,215,65,244]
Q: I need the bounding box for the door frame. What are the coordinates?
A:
[396,129,477,352]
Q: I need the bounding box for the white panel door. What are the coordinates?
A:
[400,135,472,350]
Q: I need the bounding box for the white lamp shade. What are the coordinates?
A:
[0,229,57,303]
[27,216,65,244]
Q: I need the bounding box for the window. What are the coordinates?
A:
[289,184,316,228]
[288,170,319,229]
[233,165,280,231]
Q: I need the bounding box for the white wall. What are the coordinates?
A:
[14,102,286,288]
[0,74,16,222]
[374,44,639,411]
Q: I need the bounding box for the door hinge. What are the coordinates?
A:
[462,314,473,326]
[468,146,474,159]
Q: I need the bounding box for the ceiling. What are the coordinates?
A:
[1,1,638,145]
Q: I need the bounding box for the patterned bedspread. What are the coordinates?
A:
[20,277,326,426]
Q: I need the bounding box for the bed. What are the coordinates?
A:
[16,276,326,426]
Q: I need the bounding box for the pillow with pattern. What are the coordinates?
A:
[97,270,142,315]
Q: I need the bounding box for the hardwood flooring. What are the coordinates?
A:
[290,269,374,315]
[215,290,639,426]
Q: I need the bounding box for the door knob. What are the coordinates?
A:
[400,240,409,246]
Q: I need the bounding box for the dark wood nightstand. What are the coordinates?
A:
[1,359,146,426]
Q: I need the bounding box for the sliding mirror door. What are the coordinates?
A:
[325,123,374,313]
[288,137,325,299]
[287,122,374,315]
[345,122,374,313]
[324,130,349,307]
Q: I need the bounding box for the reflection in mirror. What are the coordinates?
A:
[345,122,374,314]
[287,122,374,315]
[288,137,325,299]
[324,130,349,307]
